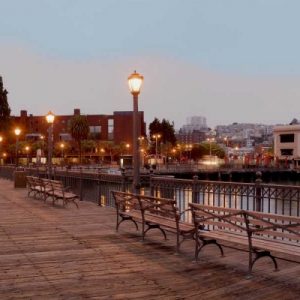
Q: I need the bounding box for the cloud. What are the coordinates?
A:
[1,42,299,131]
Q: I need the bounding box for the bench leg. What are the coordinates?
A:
[177,230,195,253]
[144,223,167,240]
[195,237,224,261]
[116,215,139,232]
[248,250,278,276]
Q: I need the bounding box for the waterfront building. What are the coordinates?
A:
[274,124,300,167]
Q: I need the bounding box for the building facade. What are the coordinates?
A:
[11,109,146,145]
[274,124,300,165]
[176,115,208,144]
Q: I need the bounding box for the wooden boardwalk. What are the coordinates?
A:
[0,179,300,299]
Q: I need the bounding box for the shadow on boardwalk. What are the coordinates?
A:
[0,179,300,299]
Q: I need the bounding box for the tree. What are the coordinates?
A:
[69,115,89,163]
[149,118,177,154]
[190,143,226,161]
[0,76,11,133]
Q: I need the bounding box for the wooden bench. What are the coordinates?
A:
[47,180,79,208]
[112,191,194,252]
[26,176,79,208]
[26,176,51,200]
[189,203,300,276]
[26,176,43,198]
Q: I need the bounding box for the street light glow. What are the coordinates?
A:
[14,128,21,136]
[152,134,161,139]
[46,111,55,124]
[128,71,143,95]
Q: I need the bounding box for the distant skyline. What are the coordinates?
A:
[1,0,300,129]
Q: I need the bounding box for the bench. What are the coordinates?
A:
[47,180,79,208]
[189,203,300,276]
[26,176,45,199]
[26,176,79,208]
[112,191,195,252]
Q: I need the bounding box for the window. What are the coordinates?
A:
[89,126,101,139]
[59,133,72,141]
[280,134,294,143]
[108,119,114,140]
[281,149,293,156]
[89,126,101,133]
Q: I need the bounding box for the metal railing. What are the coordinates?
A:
[150,174,300,217]
[1,165,300,217]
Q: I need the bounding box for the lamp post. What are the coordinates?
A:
[224,137,229,147]
[25,146,30,166]
[125,143,130,154]
[207,137,215,161]
[128,70,143,193]
[46,111,55,178]
[100,148,105,164]
[0,136,2,165]
[185,144,192,160]
[60,142,65,157]
[152,134,161,165]
[14,128,21,167]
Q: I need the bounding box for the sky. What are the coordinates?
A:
[1,0,300,130]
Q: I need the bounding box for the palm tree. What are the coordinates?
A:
[69,115,89,164]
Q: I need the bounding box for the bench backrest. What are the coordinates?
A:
[139,194,178,221]
[112,191,179,221]
[112,191,141,212]
[26,176,35,186]
[189,203,300,245]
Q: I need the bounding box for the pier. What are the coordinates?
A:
[0,179,300,299]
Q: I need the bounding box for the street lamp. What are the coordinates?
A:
[46,111,55,178]
[207,137,215,161]
[25,146,30,166]
[60,143,65,158]
[125,143,130,154]
[14,128,21,167]
[185,144,193,160]
[0,136,3,165]
[224,137,229,147]
[128,70,143,193]
[152,134,161,165]
[100,148,105,163]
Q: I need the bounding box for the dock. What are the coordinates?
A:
[0,178,300,299]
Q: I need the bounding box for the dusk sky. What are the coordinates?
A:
[1,0,300,129]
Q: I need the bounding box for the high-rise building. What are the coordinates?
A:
[176,115,208,143]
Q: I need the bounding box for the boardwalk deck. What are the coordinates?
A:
[0,179,300,299]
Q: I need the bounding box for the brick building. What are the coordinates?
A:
[12,109,146,145]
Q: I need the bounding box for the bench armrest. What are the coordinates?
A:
[63,186,72,192]
[179,208,192,217]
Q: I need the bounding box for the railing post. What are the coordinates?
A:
[255,171,262,212]
[121,168,126,192]
[79,167,83,201]
[97,169,102,206]
[149,169,154,196]
[192,175,199,203]
[229,171,232,182]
